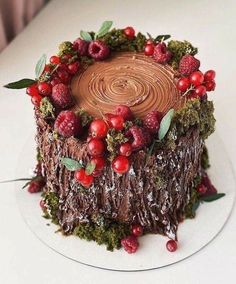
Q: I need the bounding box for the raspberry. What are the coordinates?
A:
[121,235,139,254]
[73,38,89,56]
[178,54,200,76]
[88,40,110,60]
[143,111,162,134]
[153,43,172,64]
[51,83,73,109]
[54,110,81,138]
[115,105,133,121]
[126,126,151,150]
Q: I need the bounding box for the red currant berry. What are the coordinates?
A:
[123,26,135,39]
[50,55,61,65]
[121,235,139,254]
[57,70,71,84]
[61,54,72,63]
[74,168,86,182]
[189,71,204,87]
[146,39,154,45]
[87,138,105,157]
[176,77,190,92]
[31,94,42,107]
[197,183,207,195]
[44,64,51,73]
[166,240,178,252]
[119,142,132,157]
[204,70,216,82]
[108,115,124,131]
[90,157,106,172]
[112,156,130,174]
[204,80,216,91]
[67,61,80,75]
[39,200,46,211]
[144,44,155,56]
[26,84,39,97]
[193,85,207,97]
[81,174,94,188]
[38,82,52,96]
[132,224,143,237]
[90,119,108,139]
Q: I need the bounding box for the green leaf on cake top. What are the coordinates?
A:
[155,34,171,42]
[60,157,83,171]
[85,162,96,175]
[4,78,36,89]
[158,108,174,140]
[80,30,93,42]
[95,21,113,39]
[35,54,46,79]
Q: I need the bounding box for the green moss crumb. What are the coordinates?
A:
[201,145,210,169]
[39,97,55,119]
[42,192,59,224]
[106,129,129,161]
[184,176,201,219]
[76,109,93,127]
[58,41,74,56]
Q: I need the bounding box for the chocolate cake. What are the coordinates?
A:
[6,21,224,253]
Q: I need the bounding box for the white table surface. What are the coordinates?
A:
[0,0,236,283]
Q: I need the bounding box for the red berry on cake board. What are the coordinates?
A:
[123,26,135,39]
[54,110,81,138]
[132,224,143,237]
[73,38,89,56]
[67,61,80,75]
[31,94,42,107]
[192,85,207,97]
[81,174,94,188]
[166,240,178,252]
[74,168,86,182]
[153,42,172,64]
[39,199,46,211]
[119,142,132,157]
[121,235,139,254]
[144,111,162,134]
[50,55,61,65]
[88,40,110,60]
[115,105,133,121]
[144,43,155,56]
[204,80,216,91]
[112,155,130,174]
[176,77,190,92]
[189,71,204,87]
[51,83,73,109]
[90,157,106,177]
[107,115,124,131]
[87,138,105,157]
[204,70,216,82]
[178,54,200,76]
[26,83,39,97]
[90,119,108,139]
[38,82,52,96]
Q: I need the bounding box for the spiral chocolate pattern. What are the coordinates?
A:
[71,52,184,118]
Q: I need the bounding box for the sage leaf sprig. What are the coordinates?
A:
[155,34,171,42]
[4,78,36,89]
[60,157,83,171]
[158,108,174,140]
[200,193,225,202]
[35,54,46,79]
[80,30,93,42]
[95,21,113,39]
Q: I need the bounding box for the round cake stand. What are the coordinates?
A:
[15,132,236,271]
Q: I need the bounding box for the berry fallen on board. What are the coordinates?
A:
[31,94,42,107]
[127,126,151,150]
[204,80,216,91]
[26,84,39,97]
[54,110,81,138]
[51,83,73,109]
[123,26,135,39]
[166,240,177,252]
[38,82,52,96]
[176,77,190,92]
[67,61,80,75]
[153,42,172,64]
[144,111,162,134]
[204,70,216,82]
[144,43,155,56]
[189,71,204,87]
[115,105,133,121]
[50,55,60,65]
[132,224,143,237]
[121,235,139,254]
[73,38,89,56]
[112,155,130,174]
[88,40,110,60]
[39,199,46,211]
[119,142,132,157]
[90,119,108,139]
[178,54,200,76]
[87,138,105,157]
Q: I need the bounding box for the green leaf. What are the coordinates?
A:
[85,162,96,175]
[35,54,47,79]
[95,20,113,39]
[80,30,93,42]
[155,34,171,42]
[192,200,200,214]
[4,78,36,89]
[158,109,174,140]
[60,157,83,171]
[200,193,225,202]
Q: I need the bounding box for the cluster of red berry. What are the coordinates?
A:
[144,40,172,64]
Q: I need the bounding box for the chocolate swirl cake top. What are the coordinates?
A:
[71,52,184,118]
